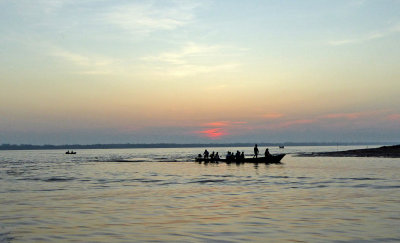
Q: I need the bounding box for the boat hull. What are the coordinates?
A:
[195,154,285,164]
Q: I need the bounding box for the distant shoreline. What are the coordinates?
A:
[0,142,392,151]
[298,145,400,158]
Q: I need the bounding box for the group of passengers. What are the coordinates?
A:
[226,150,245,162]
[197,144,271,163]
[201,149,220,161]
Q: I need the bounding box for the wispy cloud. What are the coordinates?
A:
[50,42,242,77]
[104,1,201,34]
[253,110,396,131]
[261,113,284,119]
[320,111,383,120]
[277,119,316,128]
[165,63,240,77]
[51,48,121,75]
[144,43,222,64]
[13,0,69,15]
[142,42,242,77]
[203,121,247,127]
[328,23,400,46]
[321,112,364,120]
[203,121,230,127]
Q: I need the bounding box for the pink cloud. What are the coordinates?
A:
[196,128,227,139]
[387,114,400,121]
[203,121,247,127]
[321,110,386,120]
[260,119,317,130]
[195,120,248,139]
[203,121,230,127]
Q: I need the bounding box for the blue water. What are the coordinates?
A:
[1,146,400,242]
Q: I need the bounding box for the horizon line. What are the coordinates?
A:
[0,142,396,150]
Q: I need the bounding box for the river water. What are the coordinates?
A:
[1,146,399,242]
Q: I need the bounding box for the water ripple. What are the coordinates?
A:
[1,147,400,242]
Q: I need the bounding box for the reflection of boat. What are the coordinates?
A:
[65,151,76,154]
[196,154,285,164]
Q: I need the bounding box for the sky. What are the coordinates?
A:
[1,0,399,145]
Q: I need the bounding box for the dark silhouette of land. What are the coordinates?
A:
[298,145,400,158]
[0,142,393,151]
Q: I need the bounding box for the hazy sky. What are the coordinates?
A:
[1,0,399,144]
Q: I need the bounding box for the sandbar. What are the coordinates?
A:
[298,145,400,158]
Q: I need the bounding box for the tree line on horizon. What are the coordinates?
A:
[0,142,392,150]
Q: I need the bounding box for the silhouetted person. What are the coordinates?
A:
[254,144,259,158]
[241,152,245,161]
[215,152,220,160]
[235,150,240,161]
[204,149,209,159]
[196,154,202,163]
[226,151,233,162]
[210,151,215,161]
[265,148,271,157]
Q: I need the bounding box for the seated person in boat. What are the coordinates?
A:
[235,150,241,161]
[226,151,231,160]
[226,151,234,161]
[203,149,209,159]
[210,151,215,161]
[265,148,271,157]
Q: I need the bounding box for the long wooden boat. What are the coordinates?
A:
[195,154,285,164]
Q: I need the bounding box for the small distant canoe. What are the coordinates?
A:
[196,154,285,164]
[279,146,285,149]
[65,151,76,154]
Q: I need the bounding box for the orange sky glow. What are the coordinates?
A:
[0,1,399,144]
[196,128,227,139]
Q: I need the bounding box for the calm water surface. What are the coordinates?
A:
[1,146,400,242]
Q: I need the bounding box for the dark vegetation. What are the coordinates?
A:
[0,142,391,150]
[299,145,400,158]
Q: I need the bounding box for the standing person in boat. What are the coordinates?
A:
[265,148,271,157]
[254,144,259,158]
